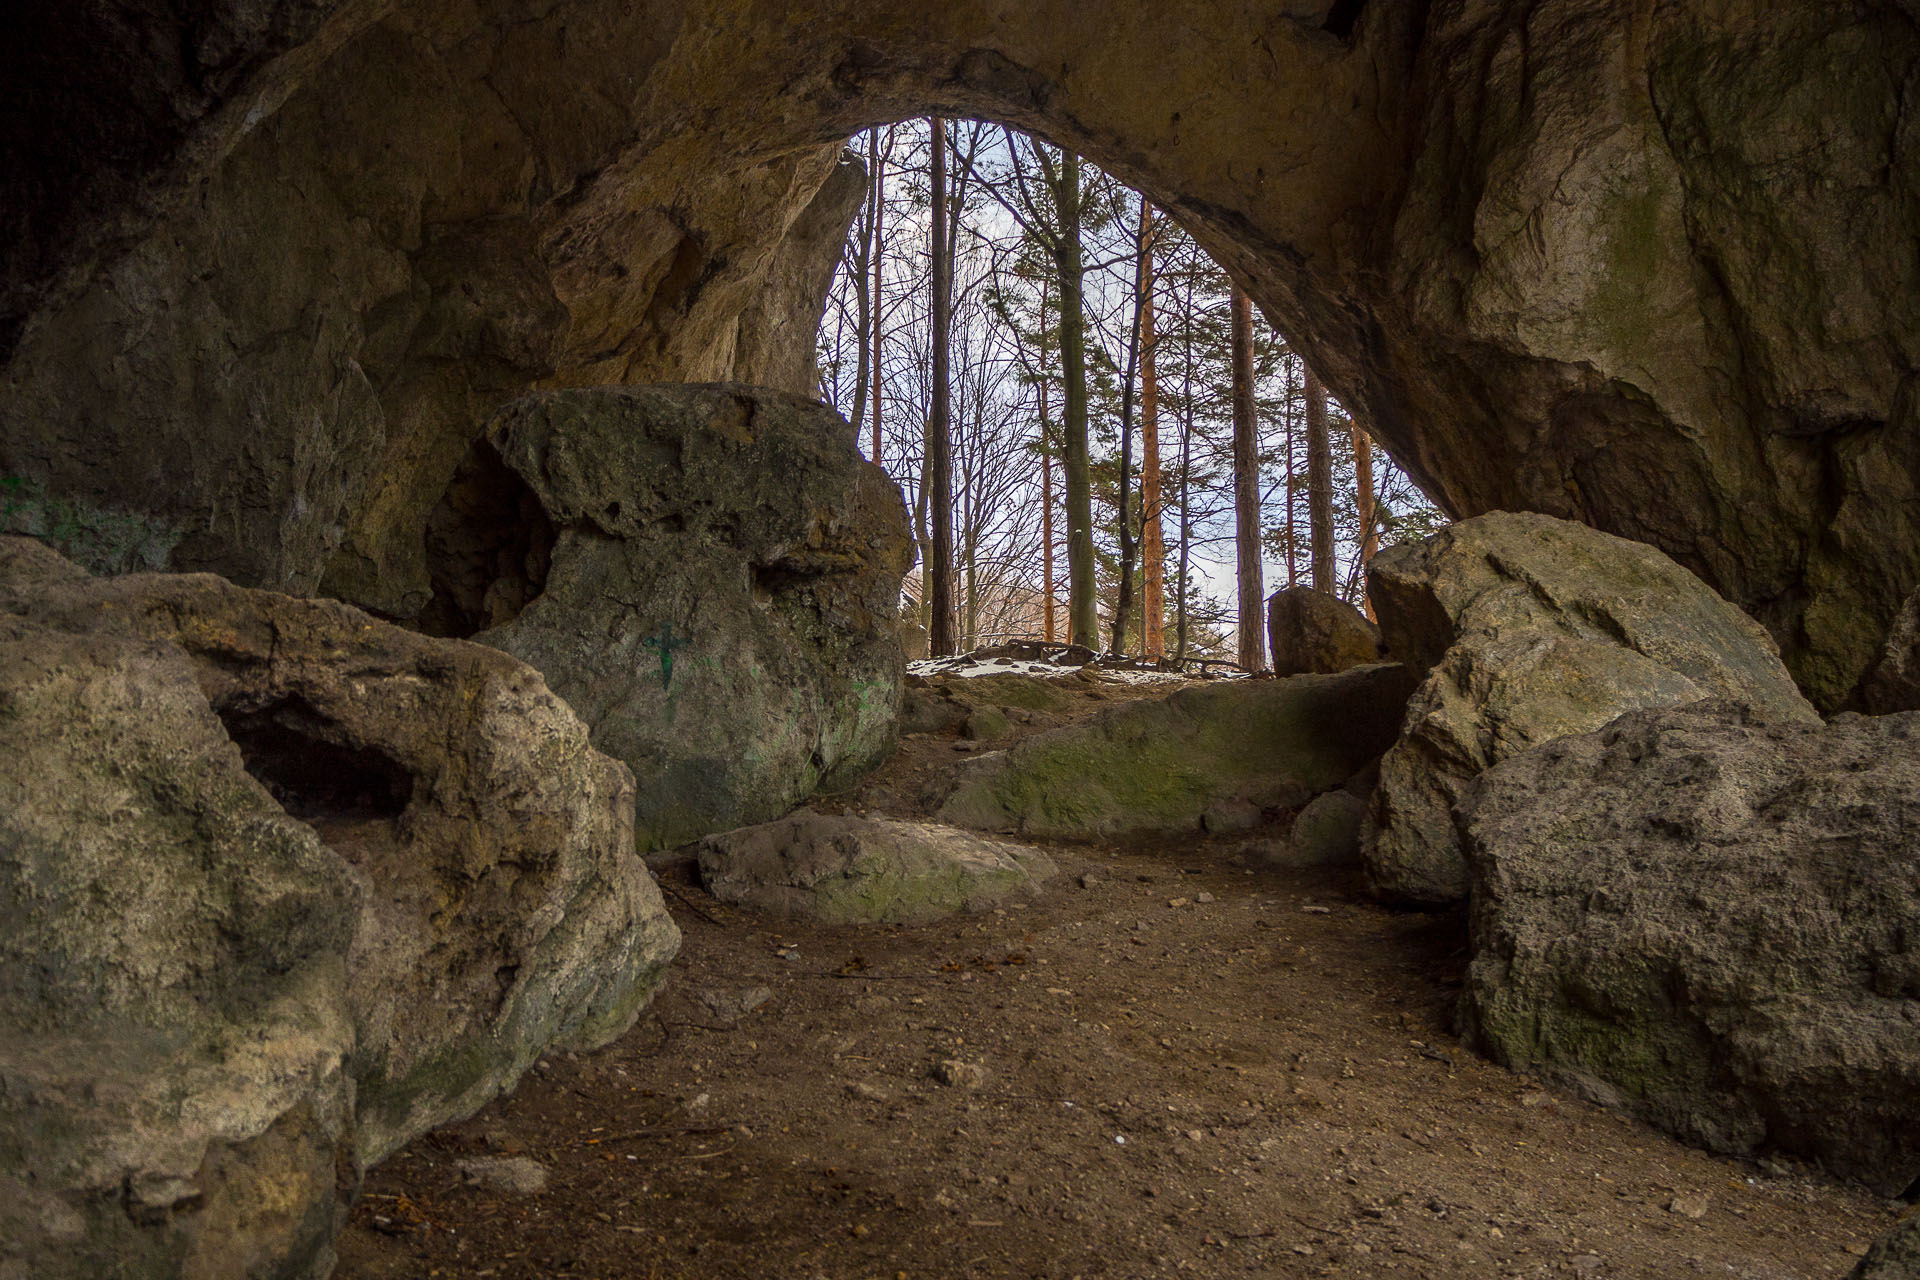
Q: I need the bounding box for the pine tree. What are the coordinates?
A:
[1305,365,1334,594]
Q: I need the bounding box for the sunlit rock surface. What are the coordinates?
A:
[1362,512,1817,906]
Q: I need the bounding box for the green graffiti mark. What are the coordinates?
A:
[642,622,690,690]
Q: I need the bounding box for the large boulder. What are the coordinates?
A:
[697,811,1055,925]
[1459,700,1920,1196]
[0,537,678,1280]
[1363,512,1818,905]
[1266,586,1385,677]
[434,384,912,851]
[1853,1217,1920,1280]
[932,665,1419,841]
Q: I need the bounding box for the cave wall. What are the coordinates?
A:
[1,0,1915,705]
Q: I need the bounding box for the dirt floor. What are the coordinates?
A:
[336,669,1907,1280]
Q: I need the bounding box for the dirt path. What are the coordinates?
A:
[337,675,1903,1280]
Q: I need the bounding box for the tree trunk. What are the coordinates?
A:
[1107,200,1149,656]
[1174,392,1194,664]
[1040,348,1055,644]
[869,126,887,465]
[1304,364,1334,596]
[1057,151,1097,650]
[1283,355,1298,589]
[1230,283,1264,672]
[928,117,956,656]
[1138,196,1165,660]
[847,127,876,443]
[1352,418,1379,620]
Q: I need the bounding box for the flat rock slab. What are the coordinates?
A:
[929,664,1419,841]
[697,811,1055,925]
[1461,700,1920,1196]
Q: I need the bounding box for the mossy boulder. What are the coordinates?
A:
[459,384,913,850]
[902,671,1084,738]
[930,665,1418,841]
[1364,512,1818,906]
[697,811,1055,925]
[1460,700,1920,1196]
[0,537,678,1279]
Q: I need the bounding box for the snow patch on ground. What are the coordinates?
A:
[906,656,1220,684]
[908,658,1081,680]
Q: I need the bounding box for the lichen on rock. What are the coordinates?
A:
[931,665,1418,841]
[0,536,679,1278]
[697,810,1055,925]
[457,383,913,851]
[1459,700,1920,1196]
[1362,512,1818,906]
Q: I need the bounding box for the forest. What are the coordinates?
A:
[815,120,1447,665]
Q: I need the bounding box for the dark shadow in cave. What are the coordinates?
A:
[419,437,556,639]
[218,700,415,824]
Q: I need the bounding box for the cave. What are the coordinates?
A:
[2,2,1917,1277]
[1,3,1913,709]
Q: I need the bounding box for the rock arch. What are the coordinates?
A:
[1,1,1915,706]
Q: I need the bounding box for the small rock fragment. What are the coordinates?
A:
[457,1157,550,1196]
[695,984,774,1026]
[932,1059,987,1089]
[1668,1193,1710,1220]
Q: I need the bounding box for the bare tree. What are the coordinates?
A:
[1138,196,1166,658]
[1351,417,1378,619]
[1230,283,1265,671]
[928,118,956,655]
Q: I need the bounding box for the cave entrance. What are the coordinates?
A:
[810,117,1441,668]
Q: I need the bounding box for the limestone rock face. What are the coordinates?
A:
[697,811,1055,924]
[461,384,912,851]
[1363,513,1818,906]
[0,537,678,1279]
[4,4,1915,708]
[1460,701,1920,1196]
[1266,586,1385,677]
[932,665,1418,841]
[1863,586,1920,714]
